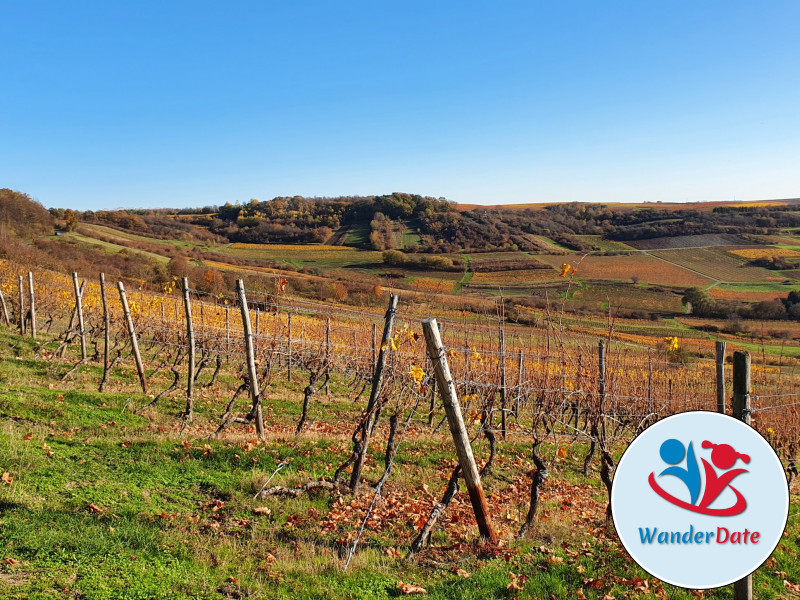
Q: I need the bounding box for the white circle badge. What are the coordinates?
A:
[611,411,789,589]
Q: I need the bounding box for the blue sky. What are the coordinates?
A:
[1,2,798,210]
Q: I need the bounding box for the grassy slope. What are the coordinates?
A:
[1,328,799,599]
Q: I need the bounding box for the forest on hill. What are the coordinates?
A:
[48,191,800,254]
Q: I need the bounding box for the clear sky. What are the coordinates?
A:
[2,1,799,210]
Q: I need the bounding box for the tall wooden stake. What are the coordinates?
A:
[27,272,36,339]
[499,327,507,439]
[18,275,25,335]
[325,316,331,396]
[118,282,148,394]
[0,289,10,326]
[371,322,377,370]
[72,272,87,360]
[183,278,196,422]
[349,294,399,491]
[237,280,265,440]
[287,313,293,382]
[716,341,727,415]
[99,273,110,392]
[733,350,752,600]
[422,317,498,544]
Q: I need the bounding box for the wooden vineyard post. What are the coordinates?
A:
[427,321,442,427]
[99,273,110,392]
[371,323,377,371]
[422,317,498,544]
[117,282,148,394]
[349,294,399,492]
[27,272,36,339]
[716,341,727,415]
[325,316,331,396]
[648,356,653,415]
[499,327,507,439]
[287,313,293,382]
[0,288,10,327]
[236,280,265,440]
[515,348,524,421]
[18,274,25,335]
[733,350,752,600]
[183,278,196,422]
[72,272,87,360]
[225,305,230,355]
[598,340,606,407]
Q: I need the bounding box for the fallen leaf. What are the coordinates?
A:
[120,441,131,448]
[253,507,272,516]
[451,567,470,578]
[557,447,568,459]
[87,503,105,514]
[1,472,13,485]
[398,581,428,595]
[4,557,20,566]
[23,433,33,441]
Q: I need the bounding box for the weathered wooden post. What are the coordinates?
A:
[499,327,507,439]
[349,294,399,491]
[648,356,653,415]
[716,341,727,415]
[72,272,87,360]
[27,272,36,339]
[183,277,196,422]
[733,350,752,600]
[225,305,230,354]
[236,280,265,440]
[99,273,110,392]
[422,317,498,544]
[325,316,332,396]
[514,348,524,420]
[18,274,25,335]
[0,288,10,327]
[371,322,377,371]
[117,282,148,394]
[287,313,293,382]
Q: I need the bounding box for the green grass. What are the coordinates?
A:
[1,328,799,599]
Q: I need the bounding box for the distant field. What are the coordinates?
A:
[468,251,550,272]
[626,234,751,250]
[80,223,198,249]
[61,231,170,264]
[406,276,457,293]
[574,235,636,253]
[526,235,574,253]
[571,283,685,313]
[728,247,800,259]
[534,253,712,287]
[219,244,382,270]
[649,248,776,282]
[469,269,559,285]
[709,287,791,302]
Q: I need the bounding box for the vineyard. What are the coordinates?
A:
[1,259,800,599]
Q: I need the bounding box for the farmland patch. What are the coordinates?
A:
[534,254,712,287]
[626,234,753,250]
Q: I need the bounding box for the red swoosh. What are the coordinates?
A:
[648,472,747,516]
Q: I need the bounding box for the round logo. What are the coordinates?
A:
[611,411,789,589]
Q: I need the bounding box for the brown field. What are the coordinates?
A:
[571,284,685,313]
[709,287,790,302]
[626,234,752,250]
[470,269,560,284]
[533,253,713,287]
[649,248,776,282]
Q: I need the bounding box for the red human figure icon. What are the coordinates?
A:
[698,441,750,511]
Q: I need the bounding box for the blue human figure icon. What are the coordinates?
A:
[658,438,701,505]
